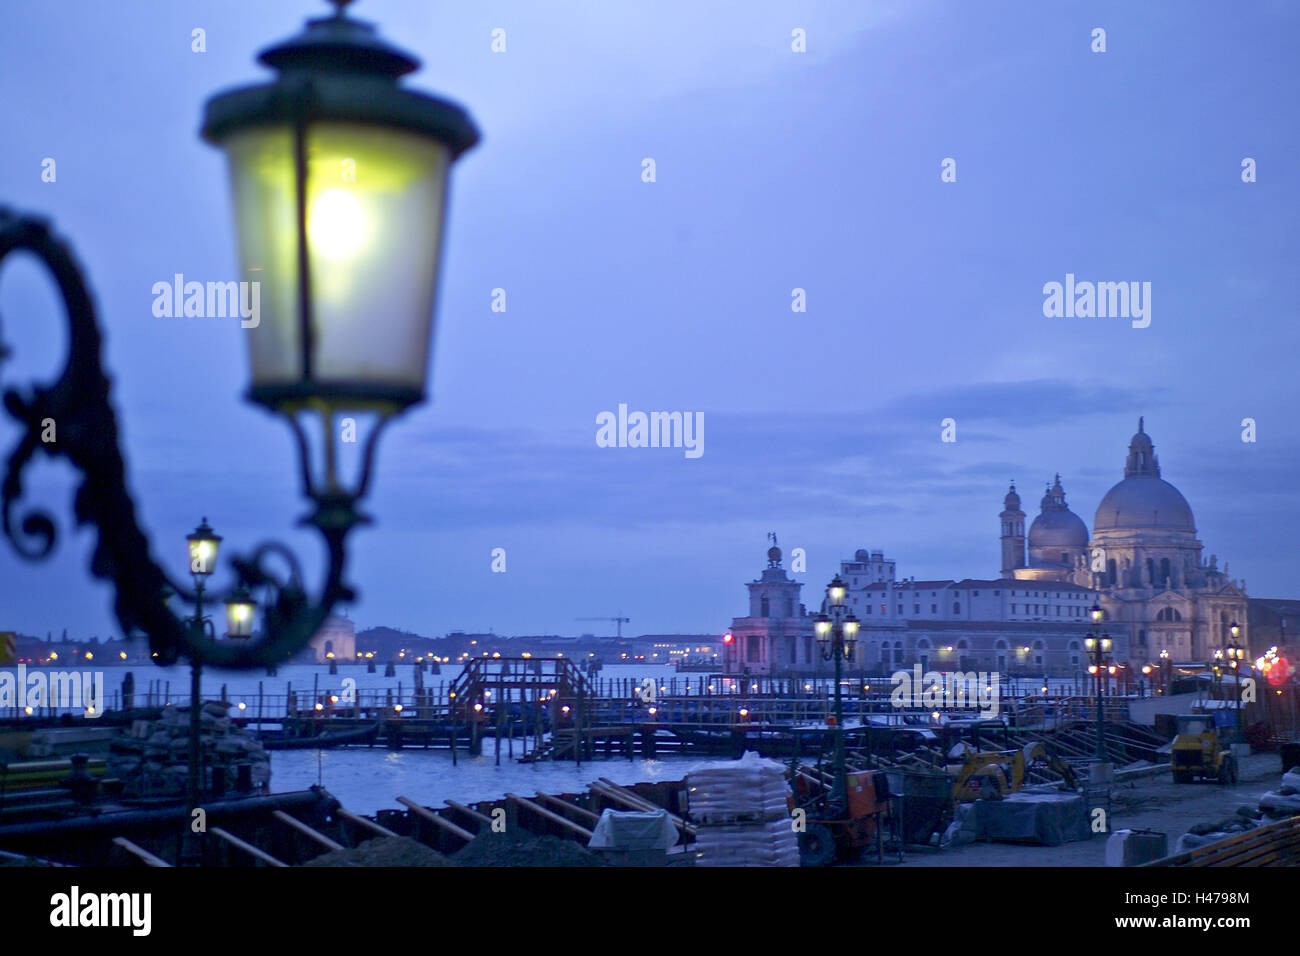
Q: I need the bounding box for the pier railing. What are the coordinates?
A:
[0,665,1135,729]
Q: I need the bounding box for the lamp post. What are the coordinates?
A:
[1085,602,1112,761]
[813,576,860,814]
[1226,621,1245,741]
[1212,646,1224,709]
[182,518,220,864]
[0,0,478,674]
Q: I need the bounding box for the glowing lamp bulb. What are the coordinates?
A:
[309,188,367,259]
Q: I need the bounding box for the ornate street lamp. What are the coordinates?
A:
[812,576,858,819]
[1226,620,1245,739]
[0,1,478,671]
[1084,602,1112,761]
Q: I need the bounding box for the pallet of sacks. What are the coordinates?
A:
[686,750,800,867]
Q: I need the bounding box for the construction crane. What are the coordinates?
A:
[576,616,630,638]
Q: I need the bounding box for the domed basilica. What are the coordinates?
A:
[1001,419,1247,662]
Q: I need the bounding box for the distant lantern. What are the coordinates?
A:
[187,517,222,577]
[827,576,848,608]
[225,586,256,638]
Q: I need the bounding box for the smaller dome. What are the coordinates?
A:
[1029,509,1089,549]
[767,545,782,564]
[1027,474,1088,549]
[855,549,870,561]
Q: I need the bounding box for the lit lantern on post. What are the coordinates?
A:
[186,518,222,578]
[841,613,860,660]
[814,613,832,655]
[201,0,479,505]
[827,576,847,608]
[225,586,256,638]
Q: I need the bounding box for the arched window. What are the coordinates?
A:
[1107,559,1118,587]
[760,596,769,617]
[1160,558,1171,583]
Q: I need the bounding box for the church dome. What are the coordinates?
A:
[1028,474,1089,549]
[1093,419,1196,533]
[1094,478,1195,532]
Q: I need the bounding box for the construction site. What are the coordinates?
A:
[2,653,1297,868]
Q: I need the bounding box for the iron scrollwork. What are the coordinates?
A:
[0,209,363,669]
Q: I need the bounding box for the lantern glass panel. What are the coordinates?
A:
[188,536,219,576]
[221,122,451,400]
[226,599,255,638]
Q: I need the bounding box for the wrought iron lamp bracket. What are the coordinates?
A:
[0,209,361,670]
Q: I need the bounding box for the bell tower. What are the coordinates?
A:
[1000,481,1026,578]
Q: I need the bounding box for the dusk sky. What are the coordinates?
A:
[1,0,1297,647]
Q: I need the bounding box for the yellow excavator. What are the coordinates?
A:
[951,742,1079,802]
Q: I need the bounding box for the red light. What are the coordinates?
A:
[722,633,734,645]
[1268,657,1290,687]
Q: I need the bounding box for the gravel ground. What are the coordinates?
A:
[303,836,456,867]
[453,829,606,867]
[898,751,1291,867]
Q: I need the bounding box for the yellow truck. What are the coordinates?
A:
[1170,714,1237,785]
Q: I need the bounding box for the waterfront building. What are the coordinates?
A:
[725,421,1249,678]
[723,543,816,676]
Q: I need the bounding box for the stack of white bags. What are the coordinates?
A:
[687,751,801,866]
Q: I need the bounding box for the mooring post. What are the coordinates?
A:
[450,693,458,765]
[495,695,502,766]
